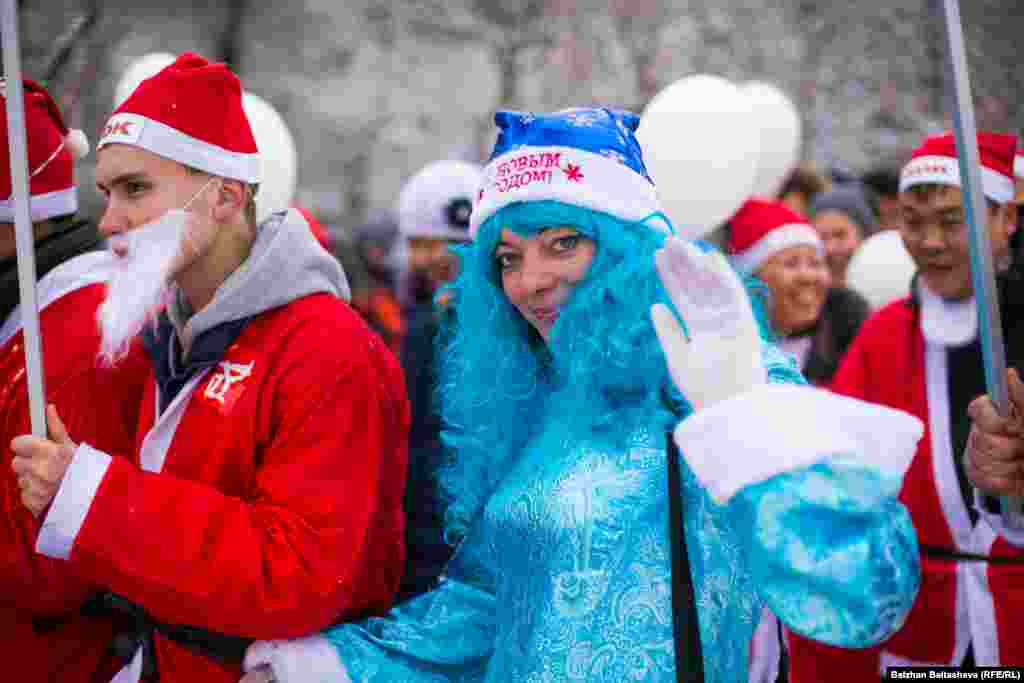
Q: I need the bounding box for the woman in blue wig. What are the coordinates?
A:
[242,108,923,683]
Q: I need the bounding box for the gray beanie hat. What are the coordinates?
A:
[811,185,878,235]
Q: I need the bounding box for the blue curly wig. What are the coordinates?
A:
[435,200,774,543]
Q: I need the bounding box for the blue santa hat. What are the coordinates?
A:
[469,107,666,238]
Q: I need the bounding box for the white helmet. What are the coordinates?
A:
[398,160,483,242]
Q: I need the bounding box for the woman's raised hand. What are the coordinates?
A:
[650,237,766,412]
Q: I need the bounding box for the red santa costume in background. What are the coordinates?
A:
[30,55,410,683]
[787,132,1024,679]
[724,200,824,683]
[0,80,150,681]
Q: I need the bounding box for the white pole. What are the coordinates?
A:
[2,0,47,437]
[939,0,1024,528]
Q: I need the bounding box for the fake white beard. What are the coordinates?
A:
[97,209,189,366]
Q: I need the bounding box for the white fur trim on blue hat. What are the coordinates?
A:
[470,146,664,238]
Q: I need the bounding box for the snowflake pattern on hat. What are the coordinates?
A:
[489,108,653,182]
[471,107,665,239]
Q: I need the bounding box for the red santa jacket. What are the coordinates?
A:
[787,295,1024,680]
[0,252,150,683]
[31,289,410,683]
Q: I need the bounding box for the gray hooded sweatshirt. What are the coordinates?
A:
[146,208,351,410]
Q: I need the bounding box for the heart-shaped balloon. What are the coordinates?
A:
[742,81,802,199]
[637,75,760,238]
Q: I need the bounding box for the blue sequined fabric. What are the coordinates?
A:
[325,345,920,681]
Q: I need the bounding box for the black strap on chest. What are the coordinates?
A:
[667,433,704,683]
[81,591,252,680]
[920,544,1024,565]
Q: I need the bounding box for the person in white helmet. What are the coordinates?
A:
[395,159,483,601]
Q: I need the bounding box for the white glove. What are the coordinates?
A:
[650,238,766,412]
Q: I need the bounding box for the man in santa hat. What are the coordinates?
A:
[787,131,1024,678]
[0,79,150,680]
[9,54,410,683]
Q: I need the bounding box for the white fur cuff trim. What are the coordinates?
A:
[0,187,78,222]
[470,146,663,238]
[731,223,823,275]
[1013,154,1023,180]
[901,155,1014,204]
[673,384,924,504]
[244,636,350,683]
[36,443,112,560]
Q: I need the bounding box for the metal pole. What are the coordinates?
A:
[2,0,47,437]
[939,0,1024,527]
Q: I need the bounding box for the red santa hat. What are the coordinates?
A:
[97,53,260,183]
[900,131,1016,204]
[0,79,89,222]
[727,198,823,275]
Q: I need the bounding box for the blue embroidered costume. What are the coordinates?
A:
[246,109,923,683]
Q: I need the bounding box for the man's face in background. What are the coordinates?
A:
[408,236,460,294]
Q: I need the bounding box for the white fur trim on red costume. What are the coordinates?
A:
[1014,154,1023,180]
[672,383,923,504]
[0,186,77,222]
[36,443,112,560]
[924,345,974,547]
[243,636,350,683]
[976,490,1024,547]
[919,279,977,347]
[0,251,114,348]
[98,112,261,183]
[964,523,1000,665]
[470,146,663,238]
[900,155,1014,204]
[731,223,823,275]
[139,369,211,473]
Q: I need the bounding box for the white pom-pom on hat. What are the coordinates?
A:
[65,129,90,160]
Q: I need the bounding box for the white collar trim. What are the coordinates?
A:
[918,279,977,347]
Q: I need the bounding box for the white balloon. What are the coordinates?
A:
[637,75,760,238]
[742,82,802,199]
[845,229,917,311]
[242,92,298,224]
[113,53,176,107]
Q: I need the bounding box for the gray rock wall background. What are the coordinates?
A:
[15,0,1024,228]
